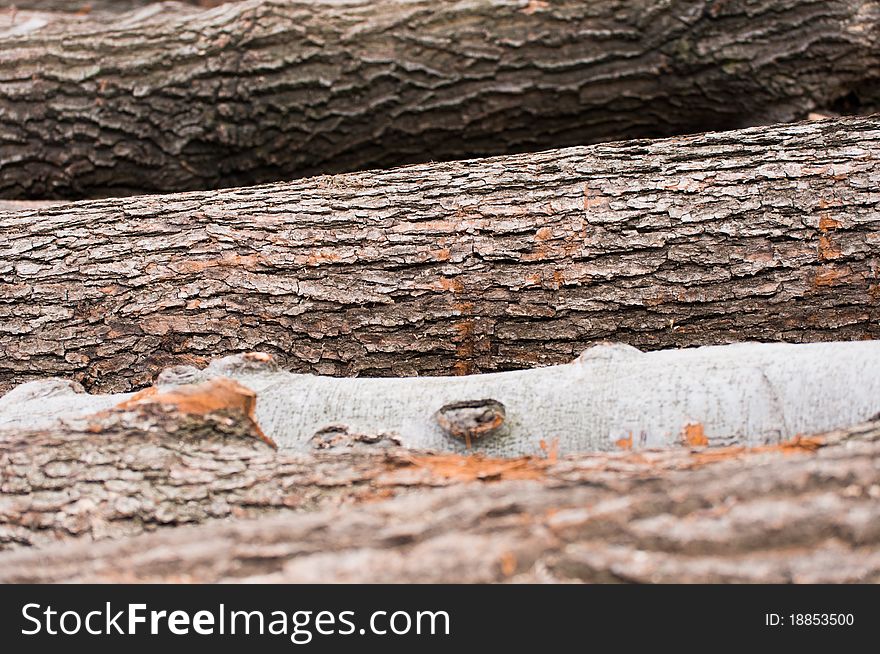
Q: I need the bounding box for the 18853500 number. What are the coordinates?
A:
[789,614,854,626]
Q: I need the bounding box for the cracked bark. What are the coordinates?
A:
[1,401,878,582]
[2,116,880,394]
[0,0,878,198]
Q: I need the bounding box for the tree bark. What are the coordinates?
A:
[0,398,877,582]
[0,0,878,198]
[2,116,879,393]
[4,343,880,457]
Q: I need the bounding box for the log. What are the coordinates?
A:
[5,1,230,13]
[2,116,879,393]
[1,0,878,198]
[3,343,880,457]
[1,400,877,581]
[0,394,390,551]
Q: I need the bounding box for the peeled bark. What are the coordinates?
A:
[0,0,878,198]
[0,402,877,582]
[2,116,879,393]
[3,343,880,457]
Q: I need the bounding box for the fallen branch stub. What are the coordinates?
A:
[435,399,507,449]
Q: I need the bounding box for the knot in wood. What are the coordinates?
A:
[435,399,506,447]
[310,424,403,450]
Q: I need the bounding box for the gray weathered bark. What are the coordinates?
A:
[1,0,878,198]
[2,116,879,393]
[0,399,877,581]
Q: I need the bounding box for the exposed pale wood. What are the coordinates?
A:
[0,398,877,582]
[3,343,880,457]
[1,0,878,197]
[2,116,879,393]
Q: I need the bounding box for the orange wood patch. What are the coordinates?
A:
[117,377,276,448]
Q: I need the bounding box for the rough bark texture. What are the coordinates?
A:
[0,400,374,551]
[0,0,878,198]
[0,400,877,582]
[2,116,879,394]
